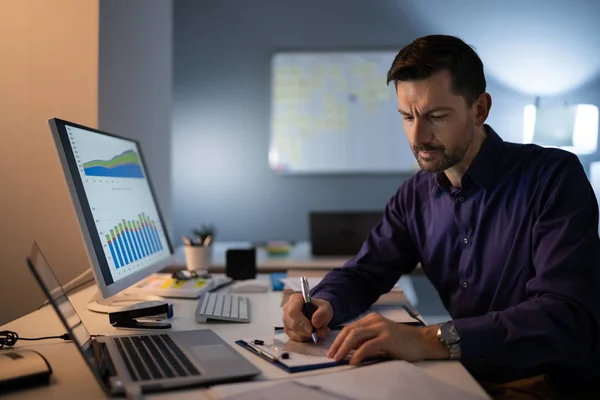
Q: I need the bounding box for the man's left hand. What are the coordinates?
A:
[327,313,450,365]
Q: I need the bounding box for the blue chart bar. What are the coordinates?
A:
[140,216,155,254]
[127,221,142,260]
[138,220,152,256]
[106,234,120,268]
[151,222,162,251]
[135,222,148,257]
[126,229,138,261]
[146,220,158,253]
[119,223,134,263]
[118,233,129,265]
[108,242,118,267]
[111,229,124,268]
[123,221,138,261]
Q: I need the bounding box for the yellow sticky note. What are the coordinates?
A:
[194,280,208,288]
[160,279,185,289]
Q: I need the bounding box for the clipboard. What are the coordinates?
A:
[236,304,425,373]
[236,329,389,373]
[235,339,345,373]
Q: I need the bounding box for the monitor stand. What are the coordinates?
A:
[87,291,172,329]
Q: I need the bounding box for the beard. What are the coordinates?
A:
[412,122,474,174]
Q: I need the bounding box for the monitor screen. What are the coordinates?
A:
[49,119,173,298]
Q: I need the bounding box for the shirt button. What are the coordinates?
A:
[463,281,469,288]
[463,237,469,244]
[458,196,465,202]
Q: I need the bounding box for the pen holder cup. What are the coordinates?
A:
[183,245,212,271]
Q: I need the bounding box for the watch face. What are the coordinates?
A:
[441,322,460,344]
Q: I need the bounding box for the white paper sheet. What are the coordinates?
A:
[211,360,490,400]
[222,380,353,400]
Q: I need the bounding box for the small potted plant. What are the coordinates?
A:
[193,223,216,246]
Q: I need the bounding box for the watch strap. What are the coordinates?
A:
[437,321,462,360]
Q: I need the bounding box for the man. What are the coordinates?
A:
[282,34,600,399]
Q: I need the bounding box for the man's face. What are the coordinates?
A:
[397,70,475,173]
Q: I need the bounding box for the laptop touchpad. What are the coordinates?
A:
[191,344,237,361]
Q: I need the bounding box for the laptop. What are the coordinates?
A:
[26,242,260,397]
[309,211,383,256]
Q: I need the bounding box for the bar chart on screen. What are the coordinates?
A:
[104,213,164,269]
[66,125,171,280]
[95,204,170,278]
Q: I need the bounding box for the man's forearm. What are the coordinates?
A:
[420,325,451,360]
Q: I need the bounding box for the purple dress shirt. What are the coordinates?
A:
[312,125,600,386]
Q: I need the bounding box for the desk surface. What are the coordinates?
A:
[1,277,487,399]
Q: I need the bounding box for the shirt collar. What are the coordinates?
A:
[431,124,504,194]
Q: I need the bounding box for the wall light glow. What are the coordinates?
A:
[522,104,599,154]
[522,105,536,144]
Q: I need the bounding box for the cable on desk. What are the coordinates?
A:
[0,330,73,349]
[0,330,106,349]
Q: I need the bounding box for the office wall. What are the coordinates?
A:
[98,0,174,236]
[172,0,533,242]
[0,0,99,325]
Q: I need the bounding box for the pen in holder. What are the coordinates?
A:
[183,240,212,272]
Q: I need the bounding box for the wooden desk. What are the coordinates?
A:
[0,277,488,399]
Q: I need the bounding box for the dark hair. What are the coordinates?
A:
[387,34,486,105]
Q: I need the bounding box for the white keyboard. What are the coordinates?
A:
[195,292,250,323]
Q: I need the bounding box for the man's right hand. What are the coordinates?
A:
[282,293,334,342]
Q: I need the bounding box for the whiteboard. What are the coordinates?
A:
[268,51,419,174]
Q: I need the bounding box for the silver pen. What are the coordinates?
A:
[247,341,278,362]
[300,276,318,344]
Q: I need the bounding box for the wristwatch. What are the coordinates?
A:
[437,321,462,360]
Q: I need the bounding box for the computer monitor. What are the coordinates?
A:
[49,118,174,301]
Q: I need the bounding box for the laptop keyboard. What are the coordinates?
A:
[195,292,250,323]
[113,334,200,381]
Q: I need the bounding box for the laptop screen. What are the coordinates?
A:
[27,242,107,391]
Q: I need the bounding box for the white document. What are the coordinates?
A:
[222,381,353,400]
[211,360,489,399]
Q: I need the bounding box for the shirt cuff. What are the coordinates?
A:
[311,290,349,327]
[453,313,507,368]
